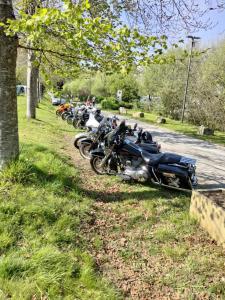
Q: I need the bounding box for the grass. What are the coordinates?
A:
[107,108,225,146]
[79,174,225,299]
[0,97,224,299]
[0,97,119,299]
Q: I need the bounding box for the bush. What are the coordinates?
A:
[95,96,105,103]
[101,98,119,110]
[120,101,133,109]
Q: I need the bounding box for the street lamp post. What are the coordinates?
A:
[181,35,200,123]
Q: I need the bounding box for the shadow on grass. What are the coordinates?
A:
[12,143,189,207]
[79,180,188,204]
[34,115,77,134]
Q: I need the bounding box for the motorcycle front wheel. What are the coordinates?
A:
[79,143,91,159]
[67,116,73,125]
[72,119,78,128]
[90,156,107,175]
[74,137,83,149]
[61,112,69,120]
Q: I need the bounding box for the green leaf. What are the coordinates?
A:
[85,0,91,9]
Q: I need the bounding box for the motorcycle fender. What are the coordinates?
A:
[90,148,105,157]
[74,134,88,148]
[157,164,188,178]
[80,138,92,145]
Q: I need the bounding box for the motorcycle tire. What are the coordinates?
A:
[79,143,91,160]
[61,112,69,120]
[67,116,73,125]
[90,156,107,175]
[74,137,83,149]
[76,120,82,129]
[72,119,78,128]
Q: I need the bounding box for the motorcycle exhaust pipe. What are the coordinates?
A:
[151,179,192,193]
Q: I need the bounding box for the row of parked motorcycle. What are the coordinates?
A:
[56,102,103,129]
[56,102,198,191]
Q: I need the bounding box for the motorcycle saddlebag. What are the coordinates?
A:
[157,164,188,178]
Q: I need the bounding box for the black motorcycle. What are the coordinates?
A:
[79,119,160,159]
[78,117,114,159]
[90,121,197,191]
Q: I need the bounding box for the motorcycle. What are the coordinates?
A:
[56,103,71,117]
[72,107,103,129]
[78,117,114,159]
[61,106,75,121]
[79,119,160,160]
[73,111,106,149]
[90,121,197,191]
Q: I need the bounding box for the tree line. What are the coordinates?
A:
[1,0,224,169]
[62,42,225,131]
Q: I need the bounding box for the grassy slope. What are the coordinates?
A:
[0,97,224,299]
[108,109,225,146]
[72,151,225,299]
[0,97,119,299]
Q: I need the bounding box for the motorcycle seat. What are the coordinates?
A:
[160,153,182,164]
[139,143,159,154]
[141,152,182,166]
[141,151,164,165]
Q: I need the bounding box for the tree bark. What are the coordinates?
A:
[37,69,41,104]
[27,49,39,119]
[0,0,19,169]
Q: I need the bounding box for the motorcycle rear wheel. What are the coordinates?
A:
[90,156,107,175]
[79,143,91,159]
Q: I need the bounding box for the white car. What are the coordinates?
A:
[51,97,66,105]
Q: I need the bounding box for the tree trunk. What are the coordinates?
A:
[27,50,39,119]
[0,0,19,170]
[37,69,41,104]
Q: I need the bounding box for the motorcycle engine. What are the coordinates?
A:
[122,158,149,181]
[123,165,149,181]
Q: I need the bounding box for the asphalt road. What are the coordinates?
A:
[106,112,225,190]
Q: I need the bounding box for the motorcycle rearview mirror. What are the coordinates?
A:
[134,123,138,130]
[118,120,127,133]
[119,120,126,127]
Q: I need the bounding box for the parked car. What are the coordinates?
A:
[16,85,27,95]
[51,97,66,105]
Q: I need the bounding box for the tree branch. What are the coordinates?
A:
[18,43,82,60]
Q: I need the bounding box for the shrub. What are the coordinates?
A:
[120,101,133,109]
[101,98,119,110]
[95,96,105,103]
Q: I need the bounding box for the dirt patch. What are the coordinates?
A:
[203,190,225,210]
[63,135,225,300]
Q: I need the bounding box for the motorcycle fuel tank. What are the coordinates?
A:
[120,139,143,158]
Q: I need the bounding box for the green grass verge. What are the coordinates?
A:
[0,97,119,299]
[1,97,224,299]
[106,109,225,146]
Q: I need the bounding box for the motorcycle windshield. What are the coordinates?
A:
[86,113,99,128]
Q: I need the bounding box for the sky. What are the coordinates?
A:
[120,1,225,49]
[194,8,225,46]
